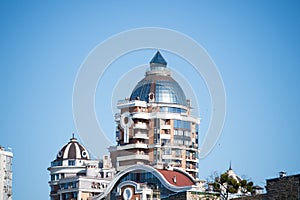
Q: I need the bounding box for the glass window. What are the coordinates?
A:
[130,80,152,102]
[51,160,62,167]
[184,131,190,137]
[68,160,75,166]
[184,140,190,146]
[175,149,181,157]
[160,107,187,113]
[178,130,183,136]
[174,130,178,135]
[117,171,177,199]
[161,139,170,146]
[155,80,187,105]
[174,120,191,130]
[72,182,77,188]
[173,139,183,145]
[163,147,171,155]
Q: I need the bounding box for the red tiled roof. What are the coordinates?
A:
[157,169,195,187]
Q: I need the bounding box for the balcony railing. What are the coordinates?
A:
[133,122,148,129]
[133,133,149,139]
[116,154,149,162]
[161,124,171,129]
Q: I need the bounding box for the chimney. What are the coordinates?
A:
[279,171,286,178]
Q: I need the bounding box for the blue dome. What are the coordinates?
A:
[130,52,187,106]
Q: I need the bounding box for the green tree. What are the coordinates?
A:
[209,172,254,200]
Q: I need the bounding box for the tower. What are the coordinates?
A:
[109,51,200,178]
[48,135,115,200]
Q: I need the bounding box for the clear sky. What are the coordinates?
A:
[0,1,299,199]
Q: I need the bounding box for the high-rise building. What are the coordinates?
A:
[109,51,200,179]
[0,146,13,200]
[48,52,208,200]
[48,135,115,200]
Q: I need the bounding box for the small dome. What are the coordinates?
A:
[130,51,187,106]
[55,135,90,161]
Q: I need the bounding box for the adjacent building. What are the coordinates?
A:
[48,135,115,200]
[109,51,200,179]
[0,146,13,200]
[265,172,300,200]
[232,172,300,200]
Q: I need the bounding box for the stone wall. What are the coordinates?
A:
[266,174,300,200]
[233,194,267,200]
[162,192,186,200]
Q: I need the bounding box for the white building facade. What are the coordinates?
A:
[48,136,115,200]
[0,146,13,200]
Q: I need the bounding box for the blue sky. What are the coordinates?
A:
[0,1,299,199]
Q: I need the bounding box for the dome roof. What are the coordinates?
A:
[130,51,187,106]
[55,135,90,161]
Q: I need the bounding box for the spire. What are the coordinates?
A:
[229,160,232,170]
[70,133,77,141]
[150,51,167,65]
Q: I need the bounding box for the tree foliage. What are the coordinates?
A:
[209,171,254,200]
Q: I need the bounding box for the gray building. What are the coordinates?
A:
[265,172,300,200]
[234,172,300,200]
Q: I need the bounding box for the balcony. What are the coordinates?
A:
[117,99,147,109]
[131,112,149,119]
[186,168,198,172]
[160,134,170,140]
[186,156,198,163]
[133,122,148,129]
[133,132,149,139]
[161,124,171,129]
[173,163,182,168]
[187,145,198,151]
[161,154,173,160]
[116,154,149,162]
[116,143,148,150]
[186,165,198,172]
[173,153,183,159]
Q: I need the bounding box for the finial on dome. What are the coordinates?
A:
[70,133,77,141]
[229,160,232,170]
[150,51,167,65]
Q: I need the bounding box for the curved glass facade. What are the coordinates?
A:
[130,79,187,106]
[155,80,186,106]
[109,171,177,200]
[159,107,187,113]
[130,80,152,102]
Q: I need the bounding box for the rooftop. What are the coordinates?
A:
[157,169,195,187]
[150,51,167,65]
